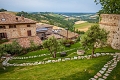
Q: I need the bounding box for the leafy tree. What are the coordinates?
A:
[0,8,7,12]
[43,36,64,58]
[10,40,23,55]
[81,24,108,57]
[29,40,39,51]
[94,0,120,14]
[0,40,23,55]
[16,11,76,31]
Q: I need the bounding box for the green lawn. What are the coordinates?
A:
[8,42,120,64]
[8,42,81,64]
[85,46,120,55]
[0,56,112,80]
[1,42,120,79]
[20,42,80,57]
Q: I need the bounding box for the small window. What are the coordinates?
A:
[0,33,7,39]
[9,25,16,28]
[41,33,44,36]
[27,24,30,27]
[0,26,5,29]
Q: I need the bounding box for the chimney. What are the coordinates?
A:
[21,14,24,21]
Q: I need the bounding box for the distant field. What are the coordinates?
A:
[74,22,94,32]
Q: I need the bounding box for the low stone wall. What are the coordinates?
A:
[10,36,42,48]
[2,53,115,67]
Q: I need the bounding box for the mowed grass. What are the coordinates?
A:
[9,42,120,64]
[0,56,112,80]
[8,42,81,64]
[85,46,120,55]
[21,42,80,57]
[74,22,94,29]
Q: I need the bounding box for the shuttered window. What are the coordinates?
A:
[0,33,7,39]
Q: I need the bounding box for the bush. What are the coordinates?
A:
[0,40,23,55]
[0,39,9,44]
[60,52,67,57]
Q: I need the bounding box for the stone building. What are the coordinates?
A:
[0,12,41,48]
[36,23,53,40]
[36,23,78,40]
[100,14,120,50]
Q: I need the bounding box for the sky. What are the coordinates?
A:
[0,0,101,13]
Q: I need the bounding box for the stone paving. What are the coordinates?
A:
[89,53,120,80]
[2,52,114,67]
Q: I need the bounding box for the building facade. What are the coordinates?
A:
[0,12,41,48]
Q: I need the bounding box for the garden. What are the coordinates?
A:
[0,25,120,80]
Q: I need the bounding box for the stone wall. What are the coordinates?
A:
[0,23,36,39]
[10,36,42,48]
[100,14,120,50]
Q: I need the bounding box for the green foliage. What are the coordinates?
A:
[76,35,81,42]
[16,11,76,31]
[0,8,7,12]
[81,24,108,56]
[43,36,64,58]
[75,29,85,34]
[0,39,9,44]
[94,0,120,14]
[0,40,22,55]
[61,39,75,47]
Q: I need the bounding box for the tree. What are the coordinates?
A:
[1,40,23,55]
[81,24,108,57]
[0,8,7,12]
[10,40,23,55]
[43,36,64,58]
[94,0,120,14]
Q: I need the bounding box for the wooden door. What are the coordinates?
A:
[27,30,31,36]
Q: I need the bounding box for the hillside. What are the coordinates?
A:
[16,11,98,32]
[16,11,78,31]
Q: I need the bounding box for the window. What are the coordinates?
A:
[0,26,5,29]
[27,30,31,36]
[9,25,16,28]
[27,24,30,27]
[0,33,7,39]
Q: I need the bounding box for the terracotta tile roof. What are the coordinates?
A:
[57,30,79,39]
[0,12,36,24]
[47,33,63,39]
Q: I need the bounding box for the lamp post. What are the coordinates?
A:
[73,26,75,35]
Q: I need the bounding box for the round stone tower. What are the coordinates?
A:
[99,14,120,50]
